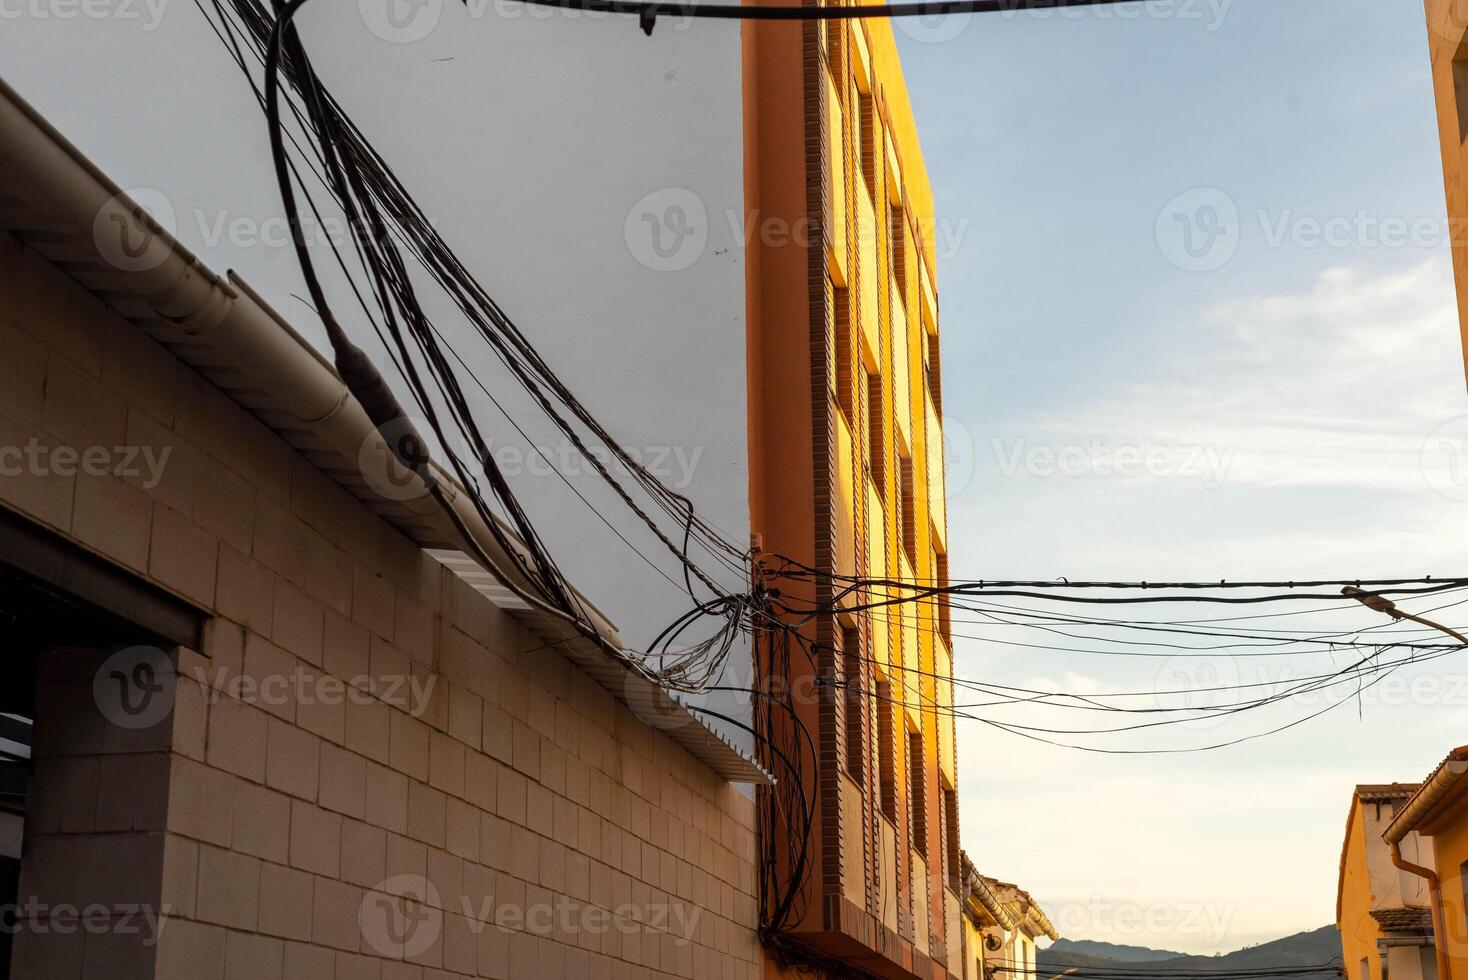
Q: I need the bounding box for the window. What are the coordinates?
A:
[935,550,951,641]
[1359,959,1370,980]
[826,18,844,87]
[908,729,926,855]
[898,453,916,564]
[1461,861,1468,936]
[835,285,855,422]
[877,678,898,821]
[943,787,961,890]
[889,203,908,304]
[921,330,934,398]
[865,368,885,494]
[842,625,865,784]
[858,89,878,201]
[825,277,841,405]
[926,324,942,414]
[1456,60,1468,142]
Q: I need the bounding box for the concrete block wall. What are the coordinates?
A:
[0,230,761,980]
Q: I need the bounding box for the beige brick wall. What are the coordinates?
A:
[0,231,761,980]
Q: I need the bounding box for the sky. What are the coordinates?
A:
[892,0,1468,955]
[5,0,1468,961]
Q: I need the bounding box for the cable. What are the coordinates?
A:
[522,0,1157,34]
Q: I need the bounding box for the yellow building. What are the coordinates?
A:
[957,852,1058,980]
[1337,785,1438,980]
[961,853,1015,980]
[745,9,960,980]
[1383,747,1468,980]
[1423,0,1468,385]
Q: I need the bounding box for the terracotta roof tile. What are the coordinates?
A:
[1370,907,1434,933]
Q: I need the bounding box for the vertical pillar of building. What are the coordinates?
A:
[806,1,848,933]
[10,646,175,979]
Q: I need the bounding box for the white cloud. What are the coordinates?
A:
[954,259,1468,955]
[1009,258,1465,494]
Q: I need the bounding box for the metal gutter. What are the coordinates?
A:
[1384,747,1468,845]
[1380,747,1468,980]
[959,854,1016,931]
[0,76,769,785]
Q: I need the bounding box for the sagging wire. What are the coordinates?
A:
[200,0,820,940]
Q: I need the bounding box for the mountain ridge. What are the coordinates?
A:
[1038,925,1341,979]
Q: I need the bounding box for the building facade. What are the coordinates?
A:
[956,854,1056,980]
[0,79,767,979]
[744,12,962,980]
[1337,785,1439,980]
[0,2,967,977]
[1424,0,1468,387]
[1383,747,1468,980]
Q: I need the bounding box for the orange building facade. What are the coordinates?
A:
[1424,0,1468,386]
[1383,748,1468,980]
[745,12,963,980]
[1336,785,1438,980]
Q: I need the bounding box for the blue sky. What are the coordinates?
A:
[895,0,1468,953]
[4,0,1468,958]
